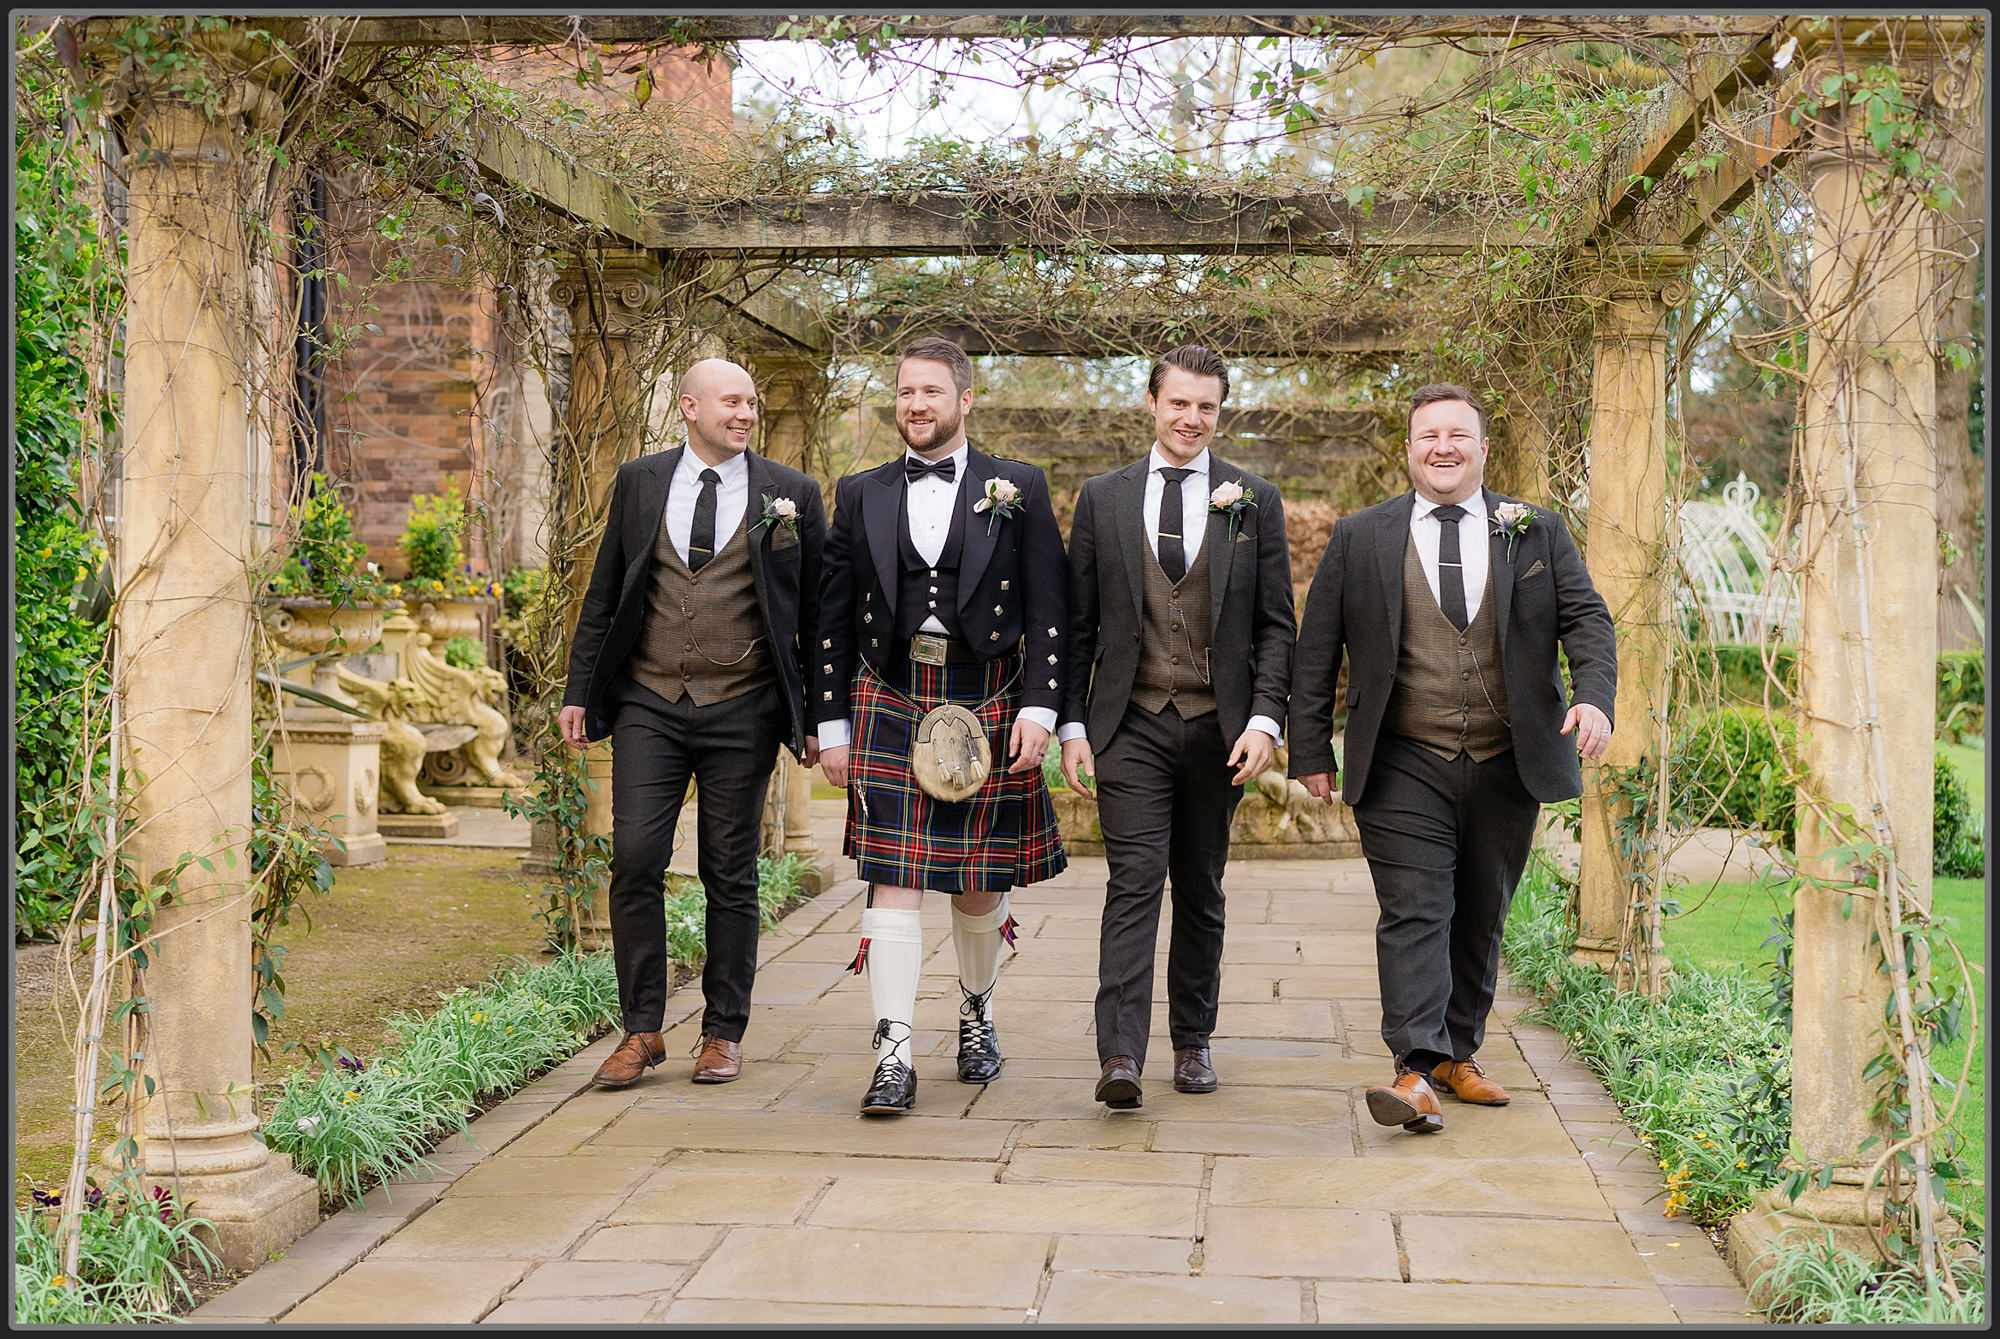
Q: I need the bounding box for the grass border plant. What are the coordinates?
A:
[264,853,811,1206]
[13,1182,221,1324]
[1504,851,1791,1224]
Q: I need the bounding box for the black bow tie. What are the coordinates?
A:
[905,455,956,483]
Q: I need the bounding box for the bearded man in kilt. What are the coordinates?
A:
[816,337,1070,1114]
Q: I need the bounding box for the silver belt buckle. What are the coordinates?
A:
[909,632,950,666]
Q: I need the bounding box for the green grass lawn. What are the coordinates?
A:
[1942,740,1986,815]
[1664,870,1986,1229]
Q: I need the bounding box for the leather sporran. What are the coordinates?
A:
[912,702,991,802]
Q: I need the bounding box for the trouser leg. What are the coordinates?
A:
[608,688,697,1034]
[1351,734,1462,1070]
[690,683,786,1043]
[1164,713,1239,1050]
[1443,751,1540,1059]
[1092,706,1177,1069]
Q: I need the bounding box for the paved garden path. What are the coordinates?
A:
[195,856,1757,1325]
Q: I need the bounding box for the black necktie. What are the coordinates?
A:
[1157,467,1193,583]
[905,455,956,483]
[1432,503,1468,630]
[688,467,721,572]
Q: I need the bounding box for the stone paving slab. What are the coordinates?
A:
[679,1226,1048,1306]
[198,855,1752,1324]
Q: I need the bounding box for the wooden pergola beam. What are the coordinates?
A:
[1593,23,1784,233]
[277,14,1776,47]
[736,311,1415,357]
[1617,101,1806,250]
[651,192,1547,257]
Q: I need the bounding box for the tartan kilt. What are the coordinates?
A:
[845,651,1067,893]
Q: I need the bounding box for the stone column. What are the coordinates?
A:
[751,352,832,893]
[1727,19,1958,1285]
[548,251,664,946]
[1572,249,1689,974]
[112,64,318,1266]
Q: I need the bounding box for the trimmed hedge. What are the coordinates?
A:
[1689,643,1985,740]
[1675,707,1982,877]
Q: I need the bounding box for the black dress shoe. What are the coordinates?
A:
[1096,1056,1142,1109]
[861,1057,917,1114]
[1172,1045,1217,1094]
[957,1015,1003,1084]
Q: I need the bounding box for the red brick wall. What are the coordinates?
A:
[315,47,732,577]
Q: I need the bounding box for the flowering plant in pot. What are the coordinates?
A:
[394,482,496,639]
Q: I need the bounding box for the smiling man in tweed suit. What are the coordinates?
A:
[816,337,1070,1115]
[560,358,826,1091]
[1290,383,1616,1135]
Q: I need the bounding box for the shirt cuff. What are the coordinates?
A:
[816,719,851,750]
[1018,706,1058,735]
[1056,721,1089,743]
[1246,714,1284,745]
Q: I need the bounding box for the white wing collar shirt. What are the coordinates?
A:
[817,440,1056,750]
[1410,489,1490,623]
[663,444,751,564]
[1056,444,1282,746]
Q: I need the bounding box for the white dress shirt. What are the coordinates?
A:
[1056,445,1281,747]
[816,440,1057,749]
[664,444,750,564]
[1410,489,1490,623]
[904,442,969,634]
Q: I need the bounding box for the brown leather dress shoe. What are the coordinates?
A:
[691,1034,743,1083]
[1364,1067,1444,1133]
[1096,1056,1142,1109]
[1172,1046,1217,1094]
[592,1031,666,1088]
[1431,1056,1510,1105]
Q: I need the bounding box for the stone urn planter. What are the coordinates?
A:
[262,597,391,719]
[409,594,496,644]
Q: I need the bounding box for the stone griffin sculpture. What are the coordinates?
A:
[402,632,528,790]
[336,667,450,816]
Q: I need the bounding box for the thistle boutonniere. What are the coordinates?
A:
[971,476,1022,534]
[749,492,800,536]
[1209,479,1256,541]
[1491,501,1534,560]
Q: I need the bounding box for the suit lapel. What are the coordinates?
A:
[1114,457,1149,617]
[860,458,902,615]
[1205,459,1239,633]
[955,447,999,608]
[1378,491,1417,652]
[630,446,680,554]
[1485,486,1512,655]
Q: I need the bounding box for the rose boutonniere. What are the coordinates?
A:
[1209,479,1256,541]
[971,477,1022,534]
[1491,501,1534,560]
[749,492,800,536]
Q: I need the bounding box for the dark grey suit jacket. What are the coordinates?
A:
[562,447,827,752]
[1064,455,1297,754]
[1287,487,1617,805]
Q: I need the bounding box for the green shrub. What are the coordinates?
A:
[1934,750,1984,878]
[1691,643,1986,741]
[1756,1232,1985,1324]
[1938,650,1985,743]
[398,482,479,593]
[1677,707,1798,835]
[264,475,390,604]
[14,79,114,940]
[443,636,486,670]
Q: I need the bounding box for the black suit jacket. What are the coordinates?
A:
[1064,455,1296,753]
[816,447,1069,721]
[562,447,827,753]
[1287,487,1617,804]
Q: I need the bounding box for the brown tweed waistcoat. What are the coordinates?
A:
[627,510,775,706]
[1130,540,1217,720]
[1382,533,1511,761]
